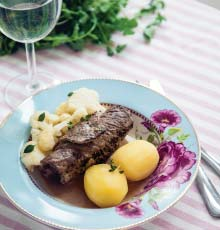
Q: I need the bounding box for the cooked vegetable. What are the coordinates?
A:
[24,144,35,153]
[67,88,105,114]
[143,13,166,42]
[111,140,159,181]
[38,128,56,153]
[0,0,165,56]
[56,102,69,116]
[38,112,46,122]
[84,164,128,208]
[21,141,45,171]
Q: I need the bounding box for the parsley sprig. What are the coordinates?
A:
[67,121,73,130]
[109,160,124,174]
[80,114,92,122]
[0,0,165,56]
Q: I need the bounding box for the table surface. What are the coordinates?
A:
[197,0,220,9]
[0,0,220,229]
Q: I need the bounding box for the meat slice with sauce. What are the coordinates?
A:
[40,105,133,184]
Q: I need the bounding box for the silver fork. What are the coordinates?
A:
[149,79,220,217]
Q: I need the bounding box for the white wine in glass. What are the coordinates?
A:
[0,0,62,108]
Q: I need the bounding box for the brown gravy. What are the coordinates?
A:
[30,169,145,208]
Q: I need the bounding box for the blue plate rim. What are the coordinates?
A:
[0,78,201,230]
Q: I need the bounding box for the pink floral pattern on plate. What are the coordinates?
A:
[151,109,181,132]
[115,109,196,218]
[115,199,143,218]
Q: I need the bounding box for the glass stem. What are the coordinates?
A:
[25,42,39,91]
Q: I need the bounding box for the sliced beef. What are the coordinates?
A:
[40,105,133,184]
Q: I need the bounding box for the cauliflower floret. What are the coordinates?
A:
[59,113,72,122]
[31,111,60,126]
[38,127,56,153]
[31,120,52,132]
[54,107,88,136]
[47,114,60,125]
[21,141,45,171]
[67,88,105,114]
[56,102,68,115]
[30,111,47,123]
[31,128,41,142]
[54,122,66,136]
[72,107,88,124]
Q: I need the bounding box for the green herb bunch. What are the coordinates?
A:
[0,0,165,56]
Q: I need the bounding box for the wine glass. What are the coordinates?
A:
[0,0,63,108]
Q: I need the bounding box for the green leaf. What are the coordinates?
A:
[116,44,126,53]
[138,8,156,18]
[144,25,156,42]
[147,134,155,143]
[153,13,166,26]
[67,121,73,130]
[68,40,85,52]
[80,114,92,122]
[68,92,74,97]
[115,18,138,35]
[168,128,181,136]
[177,134,190,142]
[72,24,80,39]
[151,0,166,10]
[143,13,166,42]
[24,145,35,153]
[137,0,165,18]
[109,160,117,172]
[38,112,46,122]
[107,46,115,57]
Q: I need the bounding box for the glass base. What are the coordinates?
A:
[4,72,60,109]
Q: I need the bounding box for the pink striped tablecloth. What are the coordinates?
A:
[0,0,220,229]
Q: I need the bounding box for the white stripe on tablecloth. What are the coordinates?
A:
[45,47,220,104]
[0,224,13,230]
[174,201,220,229]
[154,212,201,230]
[170,0,220,24]
[0,193,53,230]
[3,43,220,105]
[45,48,220,122]
[166,207,219,230]
[133,221,164,230]
[166,8,220,38]
[53,43,220,96]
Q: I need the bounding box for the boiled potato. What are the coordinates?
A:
[84,164,128,208]
[111,140,159,181]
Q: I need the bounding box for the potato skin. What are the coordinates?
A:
[84,164,128,208]
[111,140,159,181]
